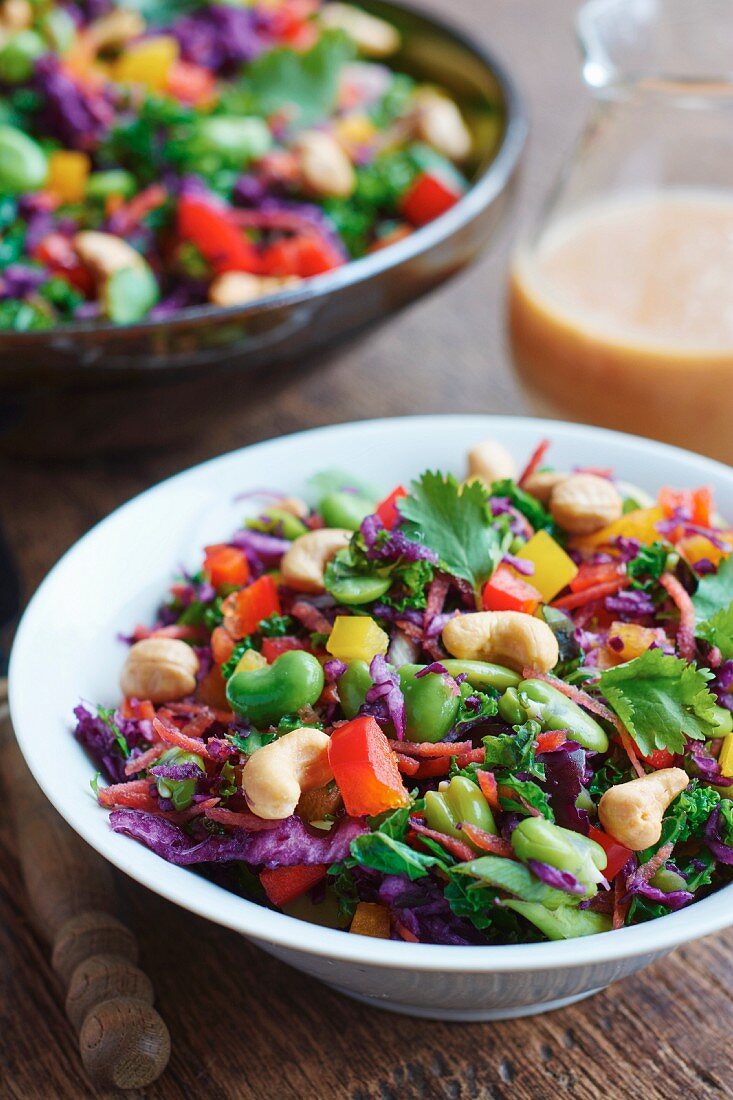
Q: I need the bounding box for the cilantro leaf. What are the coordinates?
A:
[399,471,505,598]
[692,554,733,623]
[247,31,355,128]
[349,832,448,881]
[598,650,717,755]
[627,541,670,588]
[697,603,733,660]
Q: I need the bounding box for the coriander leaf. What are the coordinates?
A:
[598,649,718,756]
[697,604,733,660]
[247,31,355,128]
[399,471,505,597]
[692,554,733,623]
[349,832,448,880]
[627,541,669,587]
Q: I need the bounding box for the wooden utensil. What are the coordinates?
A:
[1,728,171,1090]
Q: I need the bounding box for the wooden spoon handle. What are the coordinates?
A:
[1,730,171,1088]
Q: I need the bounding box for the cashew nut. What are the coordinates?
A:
[319,2,400,57]
[442,611,559,674]
[278,496,310,519]
[296,130,356,199]
[413,90,472,161]
[466,439,516,486]
[242,726,333,819]
[208,272,300,308]
[550,473,623,535]
[73,231,145,282]
[120,638,198,703]
[280,528,351,593]
[88,7,145,50]
[523,470,568,506]
[598,768,689,850]
[0,0,32,32]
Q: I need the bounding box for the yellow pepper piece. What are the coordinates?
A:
[516,530,578,603]
[678,534,729,568]
[335,114,377,147]
[349,901,391,938]
[719,733,733,778]
[235,649,267,674]
[572,506,665,551]
[114,35,179,91]
[606,622,664,664]
[46,150,90,204]
[326,615,389,663]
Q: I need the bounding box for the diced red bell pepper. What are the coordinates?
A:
[166,59,216,105]
[400,171,463,228]
[34,233,93,295]
[587,826,633,881]
[569,560,623,593]
[203,544,250,590]
[641,748,676,770]
[482,563,542,615]
[375,485,407,530]
[659,486,713,527]
[261,635,308,663]
[178,194,259,274]
[535,730,566,753]
[221,574,281,640]
[259,233,343,278]
[267,0,318,39]
[260,863,328,908]
[328,716,410,817]
[211,625,236,666]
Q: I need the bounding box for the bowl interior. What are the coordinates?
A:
[12,415,733,970]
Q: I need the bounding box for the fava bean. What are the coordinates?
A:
[0,29,44,84]
[0,125,47,194]
[195,116,272,166]
[650,865,687,893]
[320,490,376,531]
[511,816,607,890]
[710,704,733,738]
[103,263,159,323]
[518,678,609,753]
[337,659,372,719]
[441,659,520,692]
[248,506,308,541]
[154,747,204,811]
[326,572,391,605]
[425,776,496,845]
[226,649,325,727]
[400,663,460,743]
[86,169,136,201]
[498,685,527,725]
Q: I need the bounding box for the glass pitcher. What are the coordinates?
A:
[507,0,733,463]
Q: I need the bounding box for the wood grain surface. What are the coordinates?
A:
[2,1,732,1097]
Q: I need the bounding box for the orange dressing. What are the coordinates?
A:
[508,190,733,462]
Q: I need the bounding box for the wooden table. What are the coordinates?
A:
[2,2,732,1096]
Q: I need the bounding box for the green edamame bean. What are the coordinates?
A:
[326,572,391,605]
[425,776,496,845]
[154,748,205,811]
[337,659,372,719]
[511,817,607,889]
[226,649,324,728]
[650,866,687,893]
[498,686,527,725]
[518,679,609,753]
[320,490,376,531]
[0,31,45,84]
[86,169,136,201]
[248,507,308,540]
[399,664,460,743]
[0,125,47,194]
[709,704,733,738]
[195,116,272,166]
[441,659,520,692]
[103,264,159,324]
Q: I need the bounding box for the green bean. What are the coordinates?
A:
[320,490,376,531]
[518,678,609,752]
[511,816,607,889]
[326,572,391,605]
[498,685,527,725]
[0,31,45,84]
[441,659,521,692]
[0,125,47,194]
[400,664,461,743]
[337,659,372,719]
[154,748,205,811]
[425,777,496,845]
[227,649,325,727]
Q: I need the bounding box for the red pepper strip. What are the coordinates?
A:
[259,233,343,278]
[482,564,542,615]
[475,769,500,812]
[569,560,624,593]
[455,748,485,766]
[153,713,216,760]
[211,624,236,666]
[409,818,474,862]
[459,823,515,858]
[204,807,280,832]
[413,758,451,780]
[395,753,420,776]
[97,779,157,811]
[375,485,408,530]
[521,669,646,778]
[386,738,473,758]
[659,572,696,661]
[551,577,629,610]
[124,743,166,776]
[642,748,676,770]
[587,826,633,882]
[400,171,462,227]
[329,716,410,817]
[260,864,328,908]
[518,438,551,488]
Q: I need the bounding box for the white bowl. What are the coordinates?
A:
[10,415,733,1021]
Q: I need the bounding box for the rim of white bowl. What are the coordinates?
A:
[10,414,733,972]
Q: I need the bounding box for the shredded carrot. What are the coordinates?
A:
[551,577,629,610]
[164,796,220,824]
[659,572,696,661]
[455,747,485,766]
[98,779,157,811]
[475,769,500,812]
[124,743,166,776]
[395,753,420,776]
[153,713,216,759]
[459,823,515,857]
[612,873,630,930]
[120,698,156,721]
[636,842,674,885]
[518,438,551,488]
[409,819,474,862]
[387,739,472,758]
[393,919,419,942]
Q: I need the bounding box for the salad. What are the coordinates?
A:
[75,438,733,945]
[0,0,484,330]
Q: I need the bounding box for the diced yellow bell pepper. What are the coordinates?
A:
[572,506,665,551]
[335,114,377,147]
[606,622,664,664]
[349,901,391,938]
[326,615,389,663]
[677,534,729,568]
[235,648,267,674]
[516,530,578,603]
[46,150,90,204]
[719,733,733,778]
[114,35,179,92]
